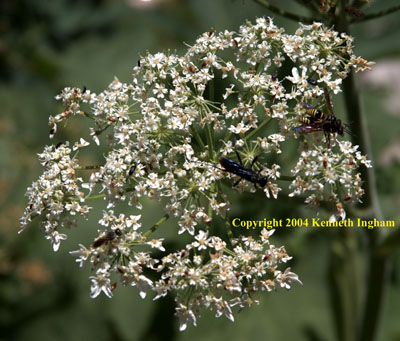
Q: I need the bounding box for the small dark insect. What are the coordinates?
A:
[307,79,318,86]
[323,157,328,169]
[82,86,87,94]
[92,228,122,248]
[137,59,141,67]
[271,71,278,81]
[128,165,136,176]
[55,142,64,149]
[345,7,364,18]
[49,128,56,136]
[219,150,267,188]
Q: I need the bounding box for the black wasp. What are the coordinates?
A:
[294,86,352,146]
[219,150,267,188]
[92,228,122,248]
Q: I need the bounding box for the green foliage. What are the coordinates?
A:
[2,0,400,340]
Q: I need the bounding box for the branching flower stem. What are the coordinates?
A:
[83,194,106,201]
[335,3,387,341]
[243,118,272,142]
[143,214,170,239]
[278,175,295,182]
[76,165,102,171]
[350,4,400,24]
[202,104,215,159]
[254,0,316,23]
[190,125,206,150]
[225,218,235,242]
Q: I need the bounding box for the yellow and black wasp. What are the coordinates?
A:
[294,86,352,146]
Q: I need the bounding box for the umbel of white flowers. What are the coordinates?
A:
[19,18,372,331]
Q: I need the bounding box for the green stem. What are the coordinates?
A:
[76,193,106,201]
[244,118,272,142]
[377,222,400,255]
[76,165,102,171]
[335,4,388,341]
[350,4,400,24]
[190,125,206,150]
[225,218,234,242]
[208,78,215,103]
[143,214,170,239]
[94,124,110,136]
[328,231,362,341]
[253,0,316,23]
[342,73,382,219]
[358,231,391,341]
[203,106,214,159]
[223,247,236,257]
[208,79,216,155]
[293,0,321,14]
[277,175,295,181]
[70,186,135,202]
[223,131,233,146]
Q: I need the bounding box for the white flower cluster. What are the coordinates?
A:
[289,141,372,207]
[157,230,301,331]
[20,18,372,330]
[19,142,92,251]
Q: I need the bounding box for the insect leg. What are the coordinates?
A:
[250,156,258,169]
[323,87,335,117]
[233,178,242,187]
[235,150,243,166]
[300,102,315,110]
[324,130,331,148]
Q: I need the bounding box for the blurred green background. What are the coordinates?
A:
[1,0,400,340]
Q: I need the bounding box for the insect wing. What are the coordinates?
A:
[294,125,324,134]
[93,237,107,248]
[342,123,355,137]
[300,102,315,110]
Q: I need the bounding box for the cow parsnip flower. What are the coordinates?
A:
[20,18,373,331]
